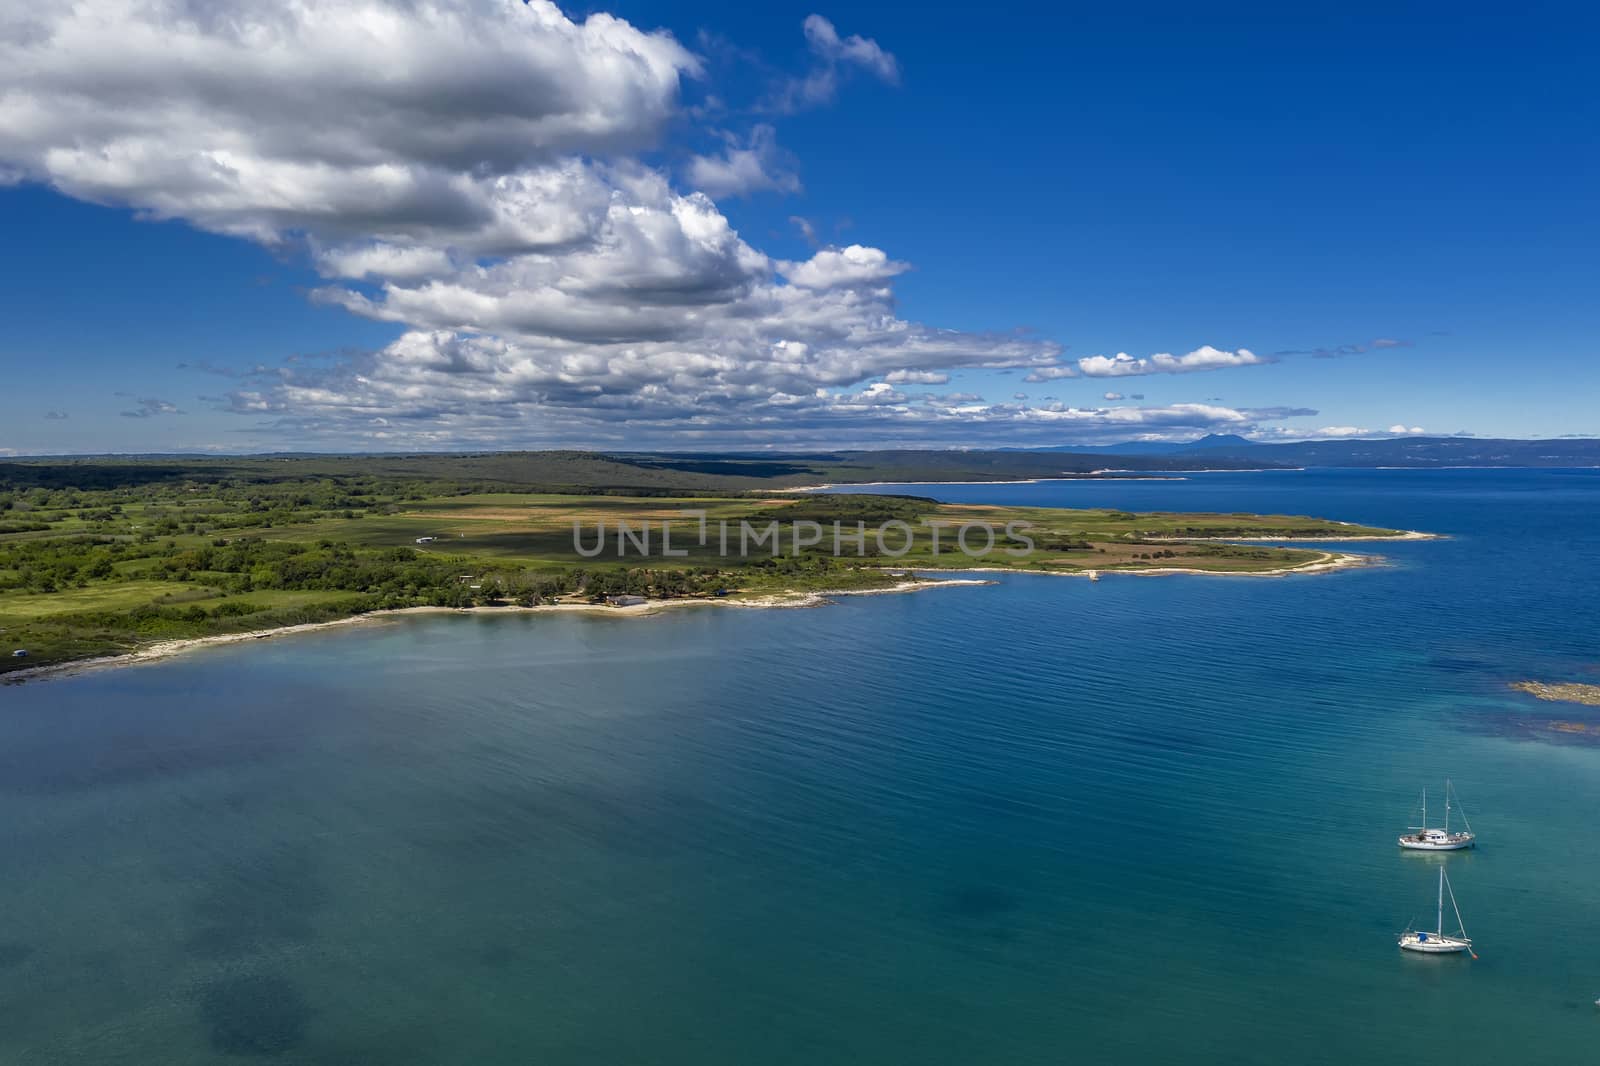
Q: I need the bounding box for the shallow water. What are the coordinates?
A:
[2,469,1598,1064]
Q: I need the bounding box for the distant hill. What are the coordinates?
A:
[1020,435,1597,467]
[0,447,1286,497]
[3,438,1595,498]
[1028,433,1257,456]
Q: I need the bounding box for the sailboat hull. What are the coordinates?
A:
[1398,835,1474,851]
[1399,933,1471,954]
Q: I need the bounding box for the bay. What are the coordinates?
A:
[3,469,1598,1064]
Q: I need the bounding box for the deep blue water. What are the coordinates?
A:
[2,469,1599,1064]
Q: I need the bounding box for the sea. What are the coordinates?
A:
[2,468,1599,1064]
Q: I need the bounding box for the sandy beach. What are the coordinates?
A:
[0,576,994,685]
[1,546,1377,687]
[1,549,1377,686]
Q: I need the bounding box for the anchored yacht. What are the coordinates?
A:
[1397,779,1475,851]
[1399,867,1475,956]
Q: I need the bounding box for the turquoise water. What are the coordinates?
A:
[3,469,1599,1064]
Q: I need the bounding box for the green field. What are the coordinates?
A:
[0,456,1412,675]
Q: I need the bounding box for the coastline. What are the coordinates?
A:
[1142,530,1438,543]
[768,469,1302,492]
[1,549,1374,685]
[762,476,1191,492]
[0,577,993,686]
[930,549,1371,582]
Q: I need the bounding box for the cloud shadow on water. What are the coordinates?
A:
[198,973,313,1057]
[184,844,328,960]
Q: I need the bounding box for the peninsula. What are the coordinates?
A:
[1,453,1422,677]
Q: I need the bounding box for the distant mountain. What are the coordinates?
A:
[1053,435,1600,468]
[1181,436,1600,468]
[1185,433,1256,450]
[1025,433,1258,456]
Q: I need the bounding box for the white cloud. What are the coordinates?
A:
[1023,365,1080,382]
[314,243,457,282]
[1388,424,1426,434]
[0,1,696,252]
[920,392,984,407]
[0,1,1312,449]
[789,215,819,246]
[773,15,900,111]
[779,244,909,289]
[1314,426,1371,437]
[837,381,907,406]
[1103,391,1124,401]
[685,125,801,199]
[1023,346,1269,383]
[1076,346,1271,378]
[804,15,899,81]
[235,365,1301,446]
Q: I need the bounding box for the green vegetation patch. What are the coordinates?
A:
[0,461,1410,675]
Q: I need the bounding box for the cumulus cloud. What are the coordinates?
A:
[1103,392,1123,401]
[228,381,1303,448]
[1076,346,1271,377]
[0,1,1313,449]
[778,244,909,290]
[1023,366,1080,382]
[43,410,68,420]
[314,243,456,282]
[886,370,951,385]
[1388,424,1426,434]
[920,392,984,407]
[837,381,907,406]
[1313,426,1371,437]
[1024,346,1269,382]
[685,125,801,198]
[0,1,697,253]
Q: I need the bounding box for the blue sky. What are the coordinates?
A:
[1,1,1595,454]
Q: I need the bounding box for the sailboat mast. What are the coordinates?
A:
[1445,779,1451,833]
[1436,867,1445,935]
[1422,787,1427,831]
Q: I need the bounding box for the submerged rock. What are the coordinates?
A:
[1511,681,1600,707]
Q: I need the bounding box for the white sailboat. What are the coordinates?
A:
[1399,867,1475,955]
[1397,779,1475,850]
